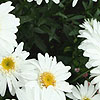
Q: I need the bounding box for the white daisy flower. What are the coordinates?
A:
[25,53,73,100]
[27,0,34,2]
[0,1,20,55]
[0,42,36,97]
[15,88,27,100]
[72,0,97,7]
[5,99,16,100]
[66,80,100,100]
[78,19,100,69]
[72,0,78,7]
[78,19,100,92]
[27,0,60,5]
[90,67,100,91]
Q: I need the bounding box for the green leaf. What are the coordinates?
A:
[34,34,48,52]
[34,27,45,34]
[20,16,33,24]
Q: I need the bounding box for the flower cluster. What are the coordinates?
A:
[1,1,100,100]
[27,0,59,5]
[0,2,73,100]
[27,0,97,7]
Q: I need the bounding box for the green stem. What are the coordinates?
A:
[71,69,92,83]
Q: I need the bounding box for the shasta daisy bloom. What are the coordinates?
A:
[25,53,73,100]
[78,19,100,69]
[0,42,36,97]
[90,67,100,91]
[27,0,60,5]
[66,80,100,100]
[72,0,97,7]
[0,1,20,55]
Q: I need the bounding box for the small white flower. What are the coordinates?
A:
[27,0,60,5]
[66,80,100,100]
[27,0,33,2]
[72,0,78,7]
[5,99,16,100]
[0,42,36,97]
[0,1,20,55]
[25,53,73,100]
[72,0,97,7]
[78,19,100,69]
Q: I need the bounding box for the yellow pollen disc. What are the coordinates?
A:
[39,72,56,88]
[82,97,90,100]
[1,57,15,72]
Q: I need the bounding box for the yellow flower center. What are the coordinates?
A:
[1,57,15,72]
[39,72,56,88]
[82,97,90,100]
